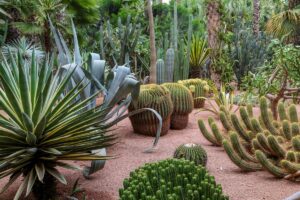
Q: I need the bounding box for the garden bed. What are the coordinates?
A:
[0,107,299,200]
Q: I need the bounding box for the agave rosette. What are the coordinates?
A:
[0,51,116,199]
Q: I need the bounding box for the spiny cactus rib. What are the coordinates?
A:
[278,102,288,121]
[281,160,300,174]
[156,59,165,84]
[246,104,253,117]
[230,113,251,142]
[198,119,219,146]
[255,150,287,178]
[286,151,297,162]
[291,123,300,136]
[256,133,274,155]
[220,111,232,131]
[251,118,264,133]
[223,140,262,171]
[211,123,224,145]
[282,120,292,140]
[173,143,207,166]
[267,135,286,158]
[289,105,298,123]
[260,97,280,135]
[240,107,253,131]
[229,132,258,163]
[292,136,300,151]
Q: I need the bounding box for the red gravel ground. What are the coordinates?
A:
[0,106,300,200]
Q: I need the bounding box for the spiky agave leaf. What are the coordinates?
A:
[0,51,118,200]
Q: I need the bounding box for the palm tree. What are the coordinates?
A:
[266,0,300,44]
[206,0,221,84]
[253,0,260,36]
[147,0,157,83]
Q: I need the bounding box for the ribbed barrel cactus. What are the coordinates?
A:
[129,84,173,136]
[198,97,300,181]
[179,79,209,108]
[174,143,208,166]
[162,83,193,129]
[119,159,229,200]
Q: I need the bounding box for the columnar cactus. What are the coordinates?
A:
[156,59,165,84]
[119,159,229,200]
[174,143,208,166]
[165,48,175,82]
[179,79,209,108]
[162,83,193,129]
[198,96,300,181]
[129,84,173,136]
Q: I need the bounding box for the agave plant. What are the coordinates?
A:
[0,51,120,200]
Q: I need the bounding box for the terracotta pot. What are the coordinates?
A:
[171,113,189,130]
[130,115,171,137]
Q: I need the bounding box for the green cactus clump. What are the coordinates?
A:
[119,159,229,200]
[174,143,208,166]
[162,83,193,129]
[129,84,173,136]
[179,79,209,108]
[198,96,300,181]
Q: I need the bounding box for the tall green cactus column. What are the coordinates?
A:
[129,84,173,136]
[156,59,165,84]
[162,83,194,129]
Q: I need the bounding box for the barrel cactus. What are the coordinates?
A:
[162,83,193,129]
[119,159,229,200]
[129,84,173,136]
[174,143,208,166]
[179,79,209,108]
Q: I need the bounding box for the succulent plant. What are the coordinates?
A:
[156,59,165,84]
[162,83,193,129]
[174,143,208,166]
[129,84,173,136]
[198,96,300,181]
[179,79,209,108]
[119,159,229,200]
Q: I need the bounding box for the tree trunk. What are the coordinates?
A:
[206,0,221,85]
[253,0,260,36]
[147,0,157,83]
[32,172,57,200]
[43,21,52,53]
[289,0,300,9]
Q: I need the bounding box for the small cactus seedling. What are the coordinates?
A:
[129,84,173,136]
[174,143,208,166]
[119,159,229,200]
[162,83,193,129]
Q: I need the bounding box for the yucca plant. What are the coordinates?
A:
[189,35,211,78]
[0,51,120,200]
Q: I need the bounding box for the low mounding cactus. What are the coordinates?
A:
[179,79,209,108]
[129,84,173,136]
[174,143,208,166]
[198,97,300,181]
[119,159,229,200]
[162,83,194,129]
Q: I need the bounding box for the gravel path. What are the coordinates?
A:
[1,108,299,200]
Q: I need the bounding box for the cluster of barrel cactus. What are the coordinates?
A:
[129,84,173,136]
[119,159,229,200]
[162,83,194,129]
[198,97,300,181]
[174,143,208,166]
[179,79,210,108]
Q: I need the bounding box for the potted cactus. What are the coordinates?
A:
[119,159,229,200]
[162,83,194,129]
[128,84,173,136]
[179,79,209,108]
